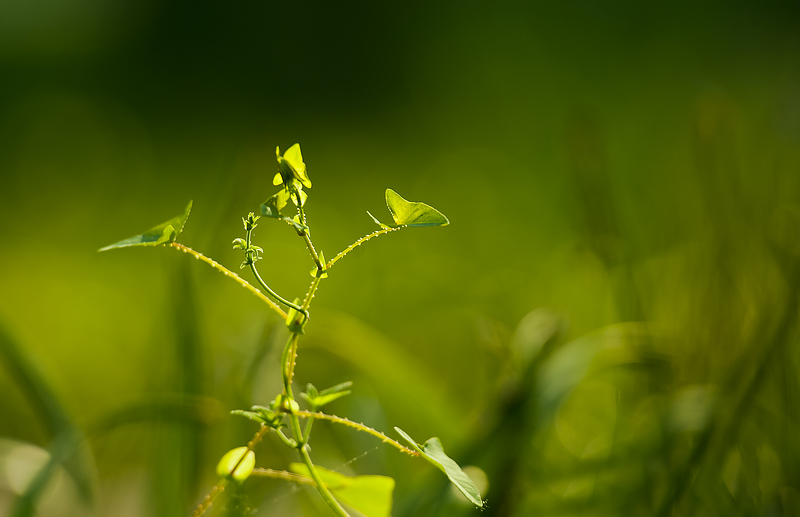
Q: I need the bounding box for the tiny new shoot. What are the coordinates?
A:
[100,143,482,516]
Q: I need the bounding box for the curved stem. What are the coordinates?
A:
[169,242,286,319]
[299,445,351,517]
[295,410,420,457]
[249,260,306,314]
[275,428,298,448]
[326,227,399,270]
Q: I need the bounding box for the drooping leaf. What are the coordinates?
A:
[216,447,255,485]
[261,189,291,219]
[394,427,483,507]
[99,201,193,251]
[374,189,449,228]
[289,463,394,517]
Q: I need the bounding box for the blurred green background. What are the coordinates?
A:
[2,1,800,516]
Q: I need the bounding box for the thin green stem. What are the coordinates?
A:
[251,468,316,486]
[190,481,227,517]
[281,334,298,396]
[295,410,420,457]
[169,242,286,319]
[326,227,399,270]
[302,417,314,444]
[299,445,351,517]
[275,429,298,448]
[302,231,324,271]
[249,261,305,312]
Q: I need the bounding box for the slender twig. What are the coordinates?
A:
[326,227,399,270]
[251,468,316,486]
[244,228,307,314]
[300,445,350,517]
[189,482,226,517]
[301,231,324,271]
[190,425,270,517]
[170,242,286,319]
[295,410,420,457]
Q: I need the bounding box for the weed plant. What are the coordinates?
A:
[99,144,484,516]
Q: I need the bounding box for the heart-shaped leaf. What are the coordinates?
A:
[395,427,483,507]
[371,189,449,228]
[99,201,193,251]
[289,463,394,517]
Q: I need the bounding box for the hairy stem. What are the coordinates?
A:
[169,242,286,319]
[251,468,316,486]
[326,227,399,270]
[190,425,270,517]
[301,231,324,271]
[296,410,420,457]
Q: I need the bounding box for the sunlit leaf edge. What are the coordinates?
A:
[289,463,394,517]
[394,427,484,508]
[99,200,193,252]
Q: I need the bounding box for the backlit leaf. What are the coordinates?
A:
[216,447,255,485]
[99,201,193,251]
[394,427,483,507]
[289,463,394,517]
[261,189,291,219]
[382,189,449,228]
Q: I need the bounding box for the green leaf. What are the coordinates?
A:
[99,201,193,251]
[394,427,483,508]
[289,463,394,517]
[384,189,449,228]
[216,447,255,485]
[302,381,353,409]
[230,409,267,425]
[261,189,291,219]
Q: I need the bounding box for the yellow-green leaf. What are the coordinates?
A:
[99,201,193,251]
[382,189,449,228]
[216,447,255,485]
[395,427,483,507]
[289,463,394,517]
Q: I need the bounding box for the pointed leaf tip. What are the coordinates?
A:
[99,200,193,252]
[384,189,449,228]
[394,427,483,507]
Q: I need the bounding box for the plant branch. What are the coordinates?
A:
[295,410,420,457]
[251,468,316,486]
[326,227,399,270]
[300,445,351,517]
[169,242,286,319]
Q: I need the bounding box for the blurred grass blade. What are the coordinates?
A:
[289,463,395,517]
[98,200,192,251]
[0,322,95,510]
